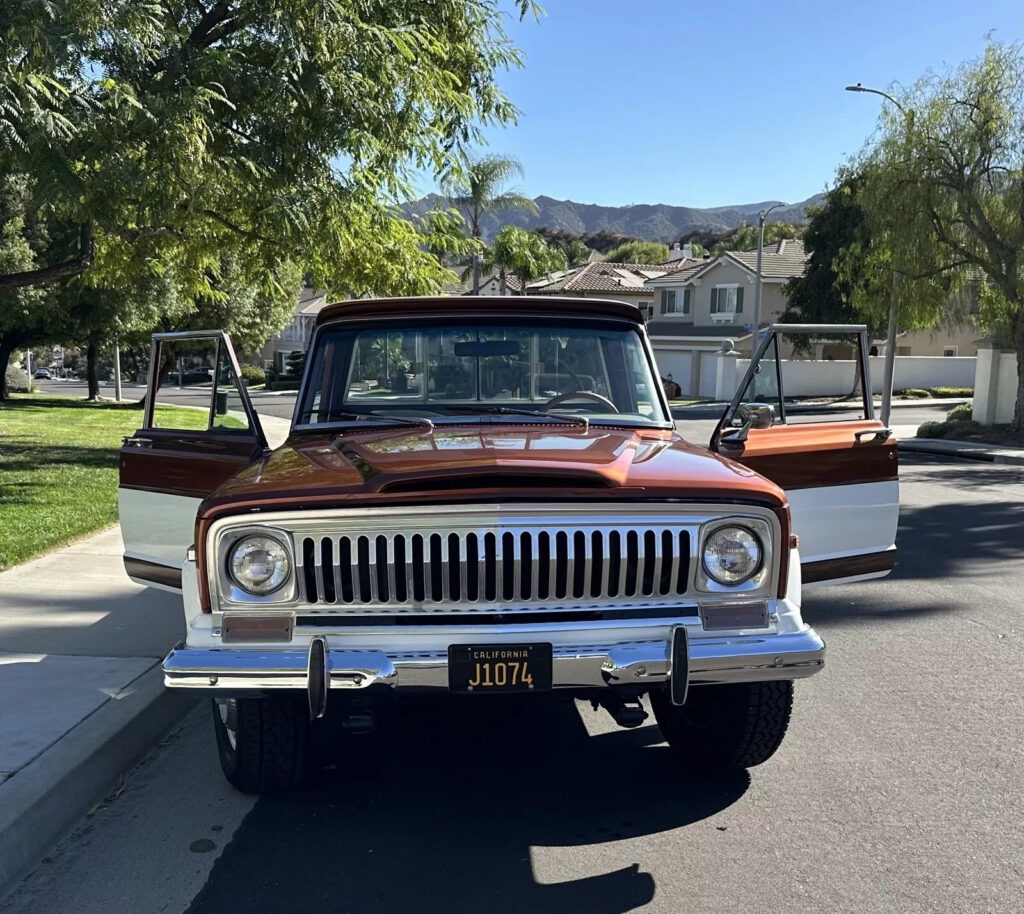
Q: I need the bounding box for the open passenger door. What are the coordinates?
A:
[710,324,898,587]
[118,331,268,590]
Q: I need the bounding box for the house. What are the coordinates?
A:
[642,240,806,396]
[528,259,702,317]
[260,286,329,371]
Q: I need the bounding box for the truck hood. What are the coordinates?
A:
[198,424,785,518]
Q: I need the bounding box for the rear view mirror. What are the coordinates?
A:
[454,340,521,357]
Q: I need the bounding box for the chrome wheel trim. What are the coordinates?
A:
[215,698,239,751]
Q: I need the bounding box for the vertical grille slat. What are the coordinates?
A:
[296,519,695,609]
[313,539,326,604]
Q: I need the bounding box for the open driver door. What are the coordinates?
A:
[710,324,898,587]
[118,331,268,590]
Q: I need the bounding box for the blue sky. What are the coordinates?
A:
[423,0,1022,208]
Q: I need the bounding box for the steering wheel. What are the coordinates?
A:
[543,390,620,413]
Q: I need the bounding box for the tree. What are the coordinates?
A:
[0,175,70,397]
[0,1,540,396]
[548,236,590,268]
[442,154,538,292]
[603,241,670,264]
[479,226,565,293]
[709,222,802,257]
[850,42,1024,434]
[781,176,886,336]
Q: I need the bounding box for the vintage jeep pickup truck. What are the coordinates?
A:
[118,297,898,792]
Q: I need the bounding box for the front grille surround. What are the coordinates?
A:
[209,503,781,615]
[298,526,691,611]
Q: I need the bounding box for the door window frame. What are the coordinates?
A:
[144,330,267,447]
[710,323,875,451]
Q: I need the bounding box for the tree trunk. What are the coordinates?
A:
[0,331,28,402]
[86,338,100,400]
[471,252,481,295]
[499,267,506,295]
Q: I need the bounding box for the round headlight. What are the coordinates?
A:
[229,535,292,595]
[702,525,763,586]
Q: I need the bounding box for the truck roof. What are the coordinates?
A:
[315,295,644,326]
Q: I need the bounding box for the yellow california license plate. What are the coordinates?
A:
[448,644,553,693]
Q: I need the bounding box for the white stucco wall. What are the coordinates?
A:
[973,348,1018,424]
[718,355,977,399]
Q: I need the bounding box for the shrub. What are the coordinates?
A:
[5,364,31,393]
[916,421,948,438]
[285,350,306,379]
[239,364,266,386]
[929,386,973,398]
[896,388,930,399]
[946,401,973,422]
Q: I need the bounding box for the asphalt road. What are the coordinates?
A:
[34,379,954,431]
[34,379,299,420]
[3,454,1021,914]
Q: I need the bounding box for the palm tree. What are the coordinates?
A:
[478,226,565,295]
[443,155,538,293]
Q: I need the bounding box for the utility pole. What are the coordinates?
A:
[845,83,915,426]
[753,202,787,349]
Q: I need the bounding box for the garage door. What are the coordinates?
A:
[650,350,693,394]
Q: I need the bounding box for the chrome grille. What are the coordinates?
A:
[299,526,690,611]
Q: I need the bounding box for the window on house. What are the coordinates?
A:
[638,300,653,319]
[943,346,958,357]
[710,285,744,318]
[661,288,690,315]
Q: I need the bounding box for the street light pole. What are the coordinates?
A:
[753,201,787,349]
[113,338,122,402]
[845,83,914,426]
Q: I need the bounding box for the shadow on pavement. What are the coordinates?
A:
[803,487,1024,626]
[893,496,1024,581]
[186,696,749,914]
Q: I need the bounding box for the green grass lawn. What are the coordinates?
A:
[0,395,209,570]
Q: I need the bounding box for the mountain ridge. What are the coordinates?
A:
[405,192,823,242]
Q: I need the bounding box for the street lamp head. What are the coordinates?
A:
[845,84,865,92]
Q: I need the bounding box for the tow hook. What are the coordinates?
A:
[595,693,649,729]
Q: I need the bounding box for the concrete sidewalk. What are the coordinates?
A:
[0,528,195,895]
[0,414,292,897]
[896,435,1024,465]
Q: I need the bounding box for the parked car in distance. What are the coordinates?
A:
[118,298,900,792]
[34,367,51,379]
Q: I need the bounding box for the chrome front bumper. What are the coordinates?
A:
[162,628,825,692]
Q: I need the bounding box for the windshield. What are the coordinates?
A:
[296,319,669,428]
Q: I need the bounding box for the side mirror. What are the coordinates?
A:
[738,403,775,430]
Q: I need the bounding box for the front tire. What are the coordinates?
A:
[650,680,794,771]
[212,696,309,793]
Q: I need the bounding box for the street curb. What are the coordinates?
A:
[899,439,1024,466]
[0,664,197,898]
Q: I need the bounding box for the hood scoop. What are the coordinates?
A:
[380,471,611,495]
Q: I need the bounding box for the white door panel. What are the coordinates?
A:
[787,480,899,565]
[118,488,202,569]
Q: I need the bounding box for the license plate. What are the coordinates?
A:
[448,643,553,693]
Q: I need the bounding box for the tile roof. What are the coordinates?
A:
[531,259,705,295]
[296,287,329,314]
[724,238,807,279]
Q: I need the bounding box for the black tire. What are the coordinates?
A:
[212,696,309,793]
[650,680,794,771]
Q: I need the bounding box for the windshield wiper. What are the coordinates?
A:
[444,405,588,429]
[324,411,434,431]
